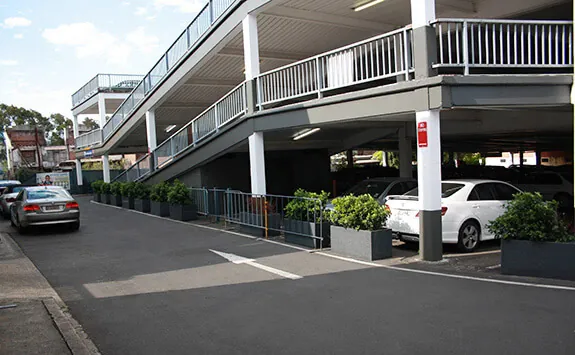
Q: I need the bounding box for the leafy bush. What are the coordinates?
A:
[101,182,111,194]
[91,180,104,194]
[327,194,389,231]
[120,182,137,198]
[488,192,574,243]
[110,182,123,196]
[133,182,151,200]
[150,182,171,202]
[284,189,330,221]
[167,180,192,205]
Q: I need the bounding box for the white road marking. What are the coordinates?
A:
[210,249,302,280]
[486,264,501,269]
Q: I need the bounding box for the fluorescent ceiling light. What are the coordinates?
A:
[293,128,320,141]
[354,0,386,12]
[165,125,177,133]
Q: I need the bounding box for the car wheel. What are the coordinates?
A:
[457,220,480,253]
[10,213,15,227]
[69,221,80,231]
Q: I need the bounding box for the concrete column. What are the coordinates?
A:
[519,150,524,167]
[399,126,413,178]
[382,151,389,167]
[145,110,157,152]
[248,132,266,195]
[346,150,354,168]
[243,14,260,114]
[102,155,111,183]
[97,95,106,127]
[410,0,437,79]
[416,109,443,261]
[75,159,83,186]
[72,115,79,138]
[536,150,542,167]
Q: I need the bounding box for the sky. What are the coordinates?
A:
[0,0,205,118]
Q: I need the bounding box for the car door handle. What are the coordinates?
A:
[472,205,480,209]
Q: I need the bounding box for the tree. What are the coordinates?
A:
[83,117,100,130]
[49,113,73,146]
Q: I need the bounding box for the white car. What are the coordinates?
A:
[385,179,521,252]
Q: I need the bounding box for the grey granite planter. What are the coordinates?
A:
[104,194,111,204]
[330,226,393,261]
[151,201,170,217]
[122,197,135,209]
[501,239,575,281]
[93,193,101,203]
[112,195,122,207]
[283,219,330,249]
[238,212,281,237]
[134,199,151,213]
[169,203,197,221]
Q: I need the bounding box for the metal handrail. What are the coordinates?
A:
[71,74,143,108]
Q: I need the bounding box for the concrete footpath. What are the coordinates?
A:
[0,232,99,355]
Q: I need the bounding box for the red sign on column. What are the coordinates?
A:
[417,122,428,148]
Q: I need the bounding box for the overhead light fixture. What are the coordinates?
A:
[354,0,386,12]
[165,124,177,133]
[293,128,320,141]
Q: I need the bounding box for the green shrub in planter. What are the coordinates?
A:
[283,189,330,248]
[150,182,171,216]
[101,182,111,204]
[120,182,137,209]
[133,182,151,213]
[91,180,104,202]
[489,192,575,281]
[167,180,197,221]
[109,182,123,206]
[327,194,392,261]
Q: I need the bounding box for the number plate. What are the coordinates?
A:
[43,205,62,212]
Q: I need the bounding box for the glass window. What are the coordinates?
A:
[531,173,562,185]
[344,181,392,199]
[16,191,24,201]
[405,183,464,198]
[493,183,519,200]
[468,184,496,201]
[26,188,71,201]
[387,183,404,196]
[403,181,418,191]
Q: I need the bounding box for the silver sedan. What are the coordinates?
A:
[10,186,80,233]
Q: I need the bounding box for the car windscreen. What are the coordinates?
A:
[404,183,465,198]
[27,189,71,201]
[343,181,392,199]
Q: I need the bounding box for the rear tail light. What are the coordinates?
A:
[384,204,391,214]
[66,202,79,209]
[6,198,16,203]
[23,204,40,212]
[416,207,448,217]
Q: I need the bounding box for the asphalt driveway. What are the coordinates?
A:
[8,197,575,355]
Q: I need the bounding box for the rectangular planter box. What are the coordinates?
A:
[112,195,122,207]
[104,194,111,204]
[331,226,393,261]
[169,204,197,221]
[151,201,170,217]
[501,239,575,281]
[237,212,281,237]
[122,197,135,209]
[134,199,151,213]
[283,219,330,249]
[93,193,101,203]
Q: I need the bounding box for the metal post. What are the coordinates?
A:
[264,198,269,239]
[315,57,323,98]
[462,21,470,75]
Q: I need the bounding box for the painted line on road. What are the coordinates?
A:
[210,249,303,280]
[90,200,575,291]
[444,249,500,258]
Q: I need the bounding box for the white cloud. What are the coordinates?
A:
[126,27,159,53]
[13,33,23,39]
[0,60,18,66]
[2,17,31,28]
[153,0,204,13]
[135,7,148,16]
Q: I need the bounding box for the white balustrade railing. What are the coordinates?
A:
[257,27,413,108]
[76,129,103,149]
[71,74,143,108]
[434,19,573,73]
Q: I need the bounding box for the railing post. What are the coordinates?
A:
[186,26,191,48]
[403,28,411,80]
[255,78,262,111]
[315,57,323,99]
[214,104,219,132]
[209,1,214,23]
[462,21,470,75]
[165,54,170,71]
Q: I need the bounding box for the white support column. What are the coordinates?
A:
[410,0,437,79]
[102,155,111,183]
[145,110,157,152]
[416,109,443,261]
[248,132,266,195]
[97,95,107,127]
[242,14,260,80]
[76,159,83,186]
[410,0,436,28]
[399,126,413,178]
[72,115,79,138]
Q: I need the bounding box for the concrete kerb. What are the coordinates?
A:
[1,232,100,355]
[90,200,575,292]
